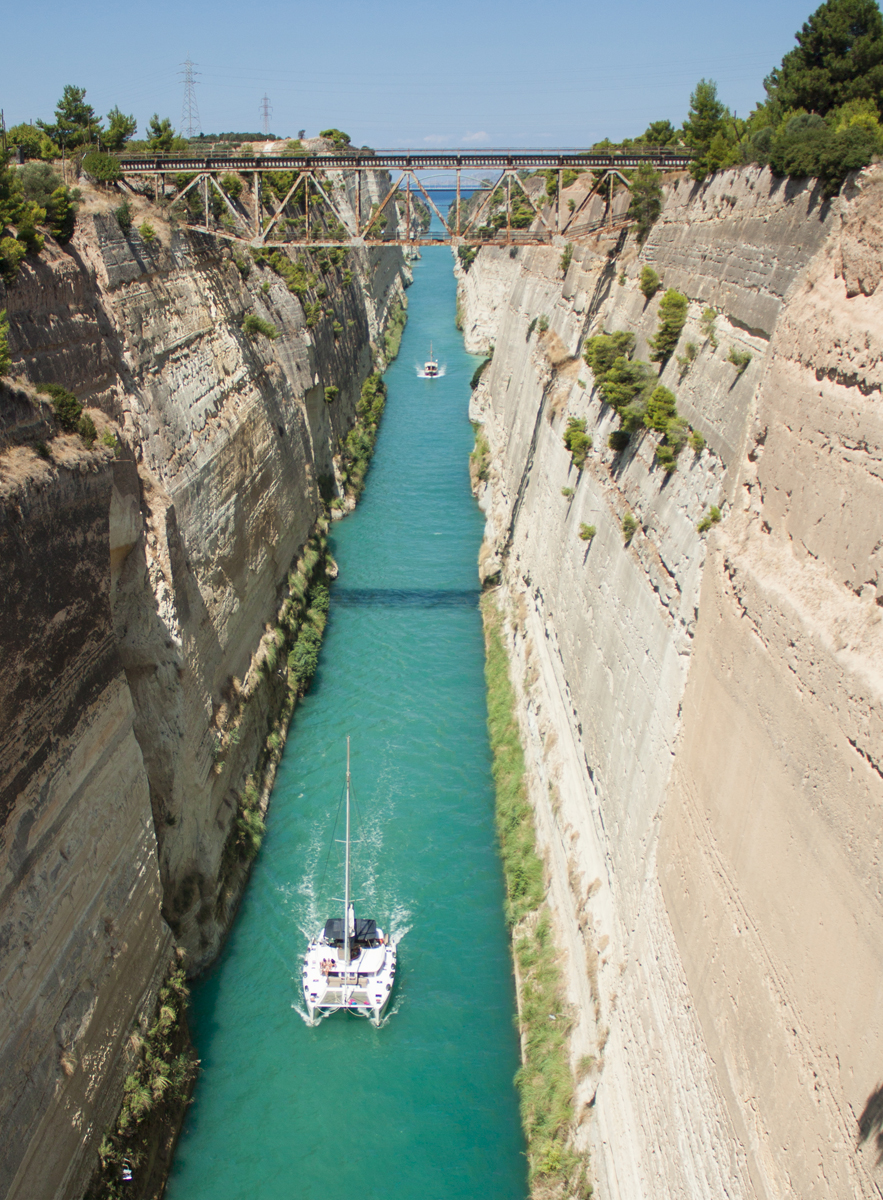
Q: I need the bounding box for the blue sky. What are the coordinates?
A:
[4,0,820,147]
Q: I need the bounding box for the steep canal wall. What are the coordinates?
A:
[462,164,883,1198]
[0,168,408,1199]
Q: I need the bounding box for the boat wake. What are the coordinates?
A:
[416,364,446,378]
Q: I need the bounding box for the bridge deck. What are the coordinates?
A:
[119,149,692,173]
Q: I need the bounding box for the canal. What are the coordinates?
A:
[166,239,526,1200]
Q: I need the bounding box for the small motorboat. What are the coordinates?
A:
[423,342,439,377]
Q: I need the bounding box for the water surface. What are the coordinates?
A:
[168,238,526,1200]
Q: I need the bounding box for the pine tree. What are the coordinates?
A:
[764,0,883,117]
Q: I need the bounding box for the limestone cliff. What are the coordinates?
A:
[0,169,407,1199]
[461,165,883,1198]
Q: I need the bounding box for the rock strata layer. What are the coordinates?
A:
[462,165,883,1198]
[0,174,407,1199]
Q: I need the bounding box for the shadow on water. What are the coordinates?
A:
[334,587,480,608]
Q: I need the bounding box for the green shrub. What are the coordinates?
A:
[384,298,407,361]
[46,186,77,243]
[114,201,133,232]
[665,416,691,454]
[630,163,663,242]
[319,128,351,147]
[608,429,630,452]
[18,165,77,242]
[287,582,329,693]
[81,152,121,182]
[644,385,677,432]
[688,429,705,453]
[559,243,573,275]
[138,221,156,242]
[697,504,722,533]
[0,236,27,282]
[765,109,882,197]
[561,486,573,497]
[639,265,660,299]
[654,443,678,472]
[583,330,635,379]
[563,417,592,468]
[458,245,478,272]
[650,290,688,363]
[220,172,243,200]
[578,523,596,541]
[622,512,638,542]
[538,315,550,333]
[599,357,653,412]
[677,341,698,379]
[324,385,339,403]
[78,413,97,446]
[471,430,491,483]
[242,313,278,340]
[700,306,718,348]
[621,399,650,432]
[340,372,388,499]
[38,382,82,432]
[471,354,493,390]
[728,346,751,375]
[100,428,118,451]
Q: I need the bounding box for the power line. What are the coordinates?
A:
[260,94,273,137]
[180,57,201,138]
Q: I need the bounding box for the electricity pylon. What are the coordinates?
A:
[260,95,273,137]
[180,57,201,138]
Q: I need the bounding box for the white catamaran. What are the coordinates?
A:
[302,739,396,1026]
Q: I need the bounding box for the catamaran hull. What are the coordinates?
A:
[302,935,396,1027]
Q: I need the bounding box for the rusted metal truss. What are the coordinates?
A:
[117,149,689,248]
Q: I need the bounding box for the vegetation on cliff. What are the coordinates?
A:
[482,594,592,1199]
[582,309,709,475]
[383,297,407,362]
[0,155,78,280]
[339,371,388,500]
[86,959,199,1200]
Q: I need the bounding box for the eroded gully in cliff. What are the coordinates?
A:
[165,243,528,1200]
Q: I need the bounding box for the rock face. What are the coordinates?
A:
[461,165,883,1197]
[0,176,407,1198]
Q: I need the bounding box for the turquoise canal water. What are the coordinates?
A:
[166,239,527,1200]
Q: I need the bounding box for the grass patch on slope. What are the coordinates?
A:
[481,594,591,1199]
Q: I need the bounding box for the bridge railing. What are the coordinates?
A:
[117,148,693,173]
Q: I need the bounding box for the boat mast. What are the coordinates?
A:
[343,736,351,987]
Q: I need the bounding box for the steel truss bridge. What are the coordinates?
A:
[118,149,692,249]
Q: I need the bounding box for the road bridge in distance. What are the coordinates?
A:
[118,148,693,248]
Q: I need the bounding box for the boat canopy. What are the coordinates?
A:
[323,917,378,944]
